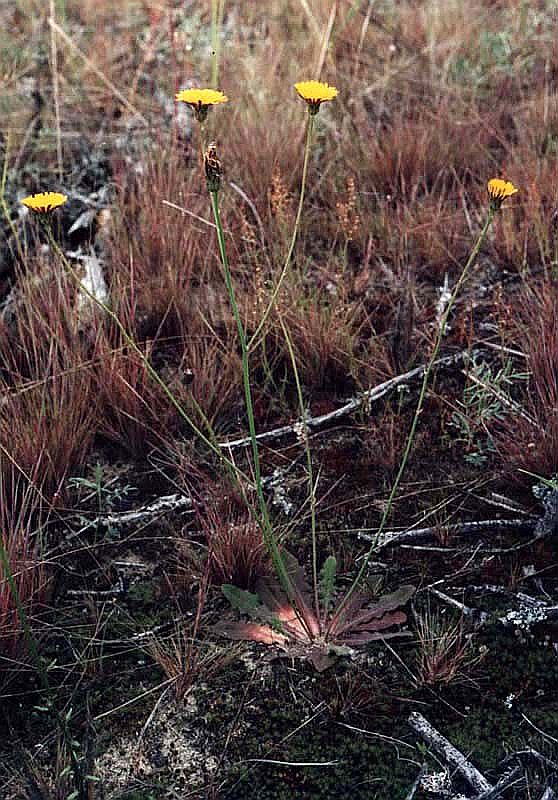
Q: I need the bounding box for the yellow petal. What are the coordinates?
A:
[175,88,228,106]
[21,191,68,214]
[487,178,518,201]
[294,80,338,104]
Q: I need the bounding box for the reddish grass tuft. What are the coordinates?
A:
[493,279,558,480]
[0,468,47,667]
[0,265,98,499]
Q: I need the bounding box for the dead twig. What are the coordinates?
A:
[408,711,493,796]
[220,351,471,450]
[428,587,488,624]
[499,748,558,775]
[358,518,537,550]
[76,492,193,531]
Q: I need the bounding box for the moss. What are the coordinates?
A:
[414,628,558,778]
[479,627,558,699]
[195,661,416,799]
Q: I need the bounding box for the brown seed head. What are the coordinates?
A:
[204,141,222,192]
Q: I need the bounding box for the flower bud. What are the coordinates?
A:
[204,141,222,193]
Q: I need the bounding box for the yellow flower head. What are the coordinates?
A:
[487,178,518,208]
[294,80,338,115]
[175,88,228,122]
[21,191,68,214]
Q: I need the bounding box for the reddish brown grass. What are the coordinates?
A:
[0,468,47,666]
[0,265,98,499]
[493,279,558,480]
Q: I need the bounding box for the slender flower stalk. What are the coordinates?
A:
[247,114,314,350]
[329,181,517,624]
[278,313,321,623]
[183,101,297,605]
[248,81,337,350]
[206,162,295,601]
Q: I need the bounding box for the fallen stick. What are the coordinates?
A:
[358,518,536,550]
[428,587,488,623]
[219,351,470,450]
[408,711,493,796]
[79,493,193,530]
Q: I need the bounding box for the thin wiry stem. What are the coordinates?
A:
[278,313,320,626]
[248,113,314,350]
[209,189,296,603]
[330,208,496,624]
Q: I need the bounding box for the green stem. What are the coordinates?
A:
[248,113,314,351]
[44,226,245,482]
[209,190,295,601]
[278,313,320,625]
[330,208,496,624]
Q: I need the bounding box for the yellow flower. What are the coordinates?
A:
[21,191,68,214]
[175,88,228,121]
[487,178,518,206]
[294,80,338,114]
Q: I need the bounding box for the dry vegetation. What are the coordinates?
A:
[1,1,558,798]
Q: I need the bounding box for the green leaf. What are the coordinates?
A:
[221,584,262,616]
[319,556,337,615]
[269,615,285,634]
